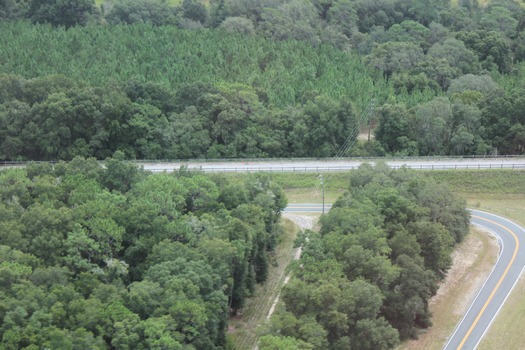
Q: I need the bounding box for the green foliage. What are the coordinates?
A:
[0,158,286,349]
[259,334,313,350]
[2,0,525,160]
[268,165,469,347]
[4,0,525,158]
[0,21,384,110]
[105,0,178,25]
[28,0,98,27]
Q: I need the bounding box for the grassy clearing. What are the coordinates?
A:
[217,172,350,204]
[227,218,301,350]
[220,172,350,191]
[424,170,525,194]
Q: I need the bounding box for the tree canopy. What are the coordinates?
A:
[261,164,469,348]
[0,157,287,349]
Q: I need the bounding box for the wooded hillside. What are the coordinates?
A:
[2,0,525,159]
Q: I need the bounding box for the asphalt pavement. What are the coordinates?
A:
[141,157,525,173]
[444,210,525,350]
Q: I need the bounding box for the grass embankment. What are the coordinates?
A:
[227,218,301,350]
[450,0,525,7]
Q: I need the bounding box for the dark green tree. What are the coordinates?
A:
[28,0,97,27]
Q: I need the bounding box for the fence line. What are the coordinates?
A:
[2,154,525,166]
[146,163,525,173]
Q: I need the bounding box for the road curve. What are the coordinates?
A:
[284,205,525,349]
[444,210,525,350]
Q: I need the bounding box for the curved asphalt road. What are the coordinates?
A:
[444,210,525,350]
[285,205,525,350]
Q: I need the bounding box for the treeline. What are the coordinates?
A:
[375,79,525,156]
[0,74,364,160]
[0,157,286,349]
[0,21,387,109]
[2,1,525,158]
[261,164,470,349]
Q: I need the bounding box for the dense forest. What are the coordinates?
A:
[0,156,287,349]
[260,164,470,349]
[0,1,509,347]
[1,0,525,159]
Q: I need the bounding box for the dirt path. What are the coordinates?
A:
[230,214,317,350]
[265,214,315,321]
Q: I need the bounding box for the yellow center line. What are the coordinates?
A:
[457,215,520,349]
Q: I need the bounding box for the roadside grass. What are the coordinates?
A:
[423,170,525,194]
[227,217,301,350]
[222,169,525,198]
[450,0,525,7]
[463,194,525,350]
[398,227,499,350]
[403,170,525,349]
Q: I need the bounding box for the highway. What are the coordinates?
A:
[285,204,525,350]
[284,203,332,213]
[139,157,525,173]
[3,157,525,173]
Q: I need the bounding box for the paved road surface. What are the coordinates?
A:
[285,205,525,350]
[284,203,332,213]
[444,210,525,350]
[3,157,525,173]
[141,158,525,173]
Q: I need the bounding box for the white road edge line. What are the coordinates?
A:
[443,222,504,349]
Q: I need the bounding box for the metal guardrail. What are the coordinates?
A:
[146,163,525,173]
[1,154,525,166]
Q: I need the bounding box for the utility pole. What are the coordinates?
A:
[319,174,325,214]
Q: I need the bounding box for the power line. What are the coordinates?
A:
[313,98,376,198]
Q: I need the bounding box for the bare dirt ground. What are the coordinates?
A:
[399,227,499,350]
[281,213,316,231]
